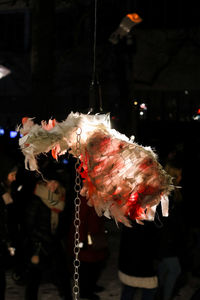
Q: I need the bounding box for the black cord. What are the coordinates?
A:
[92,0,97,82]
[89,0,103,113]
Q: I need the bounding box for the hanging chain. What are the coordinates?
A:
[73,128,82,300]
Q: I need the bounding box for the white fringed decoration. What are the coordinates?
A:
[18,112,174,226]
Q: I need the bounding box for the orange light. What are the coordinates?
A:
[126,13,143,24]
[22,117,29,125]
[197,108,200,114]
[109,12,143,45]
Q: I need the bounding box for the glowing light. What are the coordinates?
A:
[140,111,144,116]
[78,242,84,248]
[134,101,138,105]
[192,108,200,121]
[140,103,147,110]
[0,65,11,79]
[17,185,23,191]
[87,234,92,245]
[0,127,5,136]
[10,131,18,138]
[126,13,143,24]
[62,159,69,165]
[8,247,15,256]
[127,192,138,202]
[193,115,200,121]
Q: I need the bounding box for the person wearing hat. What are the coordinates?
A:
[0,154,18,299]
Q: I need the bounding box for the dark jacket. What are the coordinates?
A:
[118,220,159,278]
[0,187,8,255]
[0,183,16,268]
[24,193,67,258]
[157,191,186,260]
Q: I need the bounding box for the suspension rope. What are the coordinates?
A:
[92,0,98,82]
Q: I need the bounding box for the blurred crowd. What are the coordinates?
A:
[0,137,109,300]
[0,135,200,300]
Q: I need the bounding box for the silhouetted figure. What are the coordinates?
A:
[0,154,18,300]
[118,220,159,300]
[10,166,39,285]
[23,170,72,300]
[156,156,186,300]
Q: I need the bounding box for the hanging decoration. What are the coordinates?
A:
[18,112,174,227]
[17,1,173,228]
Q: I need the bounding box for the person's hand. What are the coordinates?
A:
[2,192,13,204]
[47,180,59,193]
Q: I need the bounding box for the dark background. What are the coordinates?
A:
[0,0,199,220]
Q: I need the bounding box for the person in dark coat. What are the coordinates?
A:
[118,219,159,300]
[156,157,185,300]
[0,154,18,299]
[23,169,72,300]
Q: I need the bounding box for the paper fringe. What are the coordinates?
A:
[18,112,174,226]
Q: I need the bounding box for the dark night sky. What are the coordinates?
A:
[0,0,199,148]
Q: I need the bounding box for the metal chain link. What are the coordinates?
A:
[73,128,82,300]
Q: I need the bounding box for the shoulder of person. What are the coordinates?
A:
[0,182,6,196]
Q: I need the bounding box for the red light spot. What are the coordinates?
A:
[51,148,57,159]
[22,117,29,124]
[126,13,142,24]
